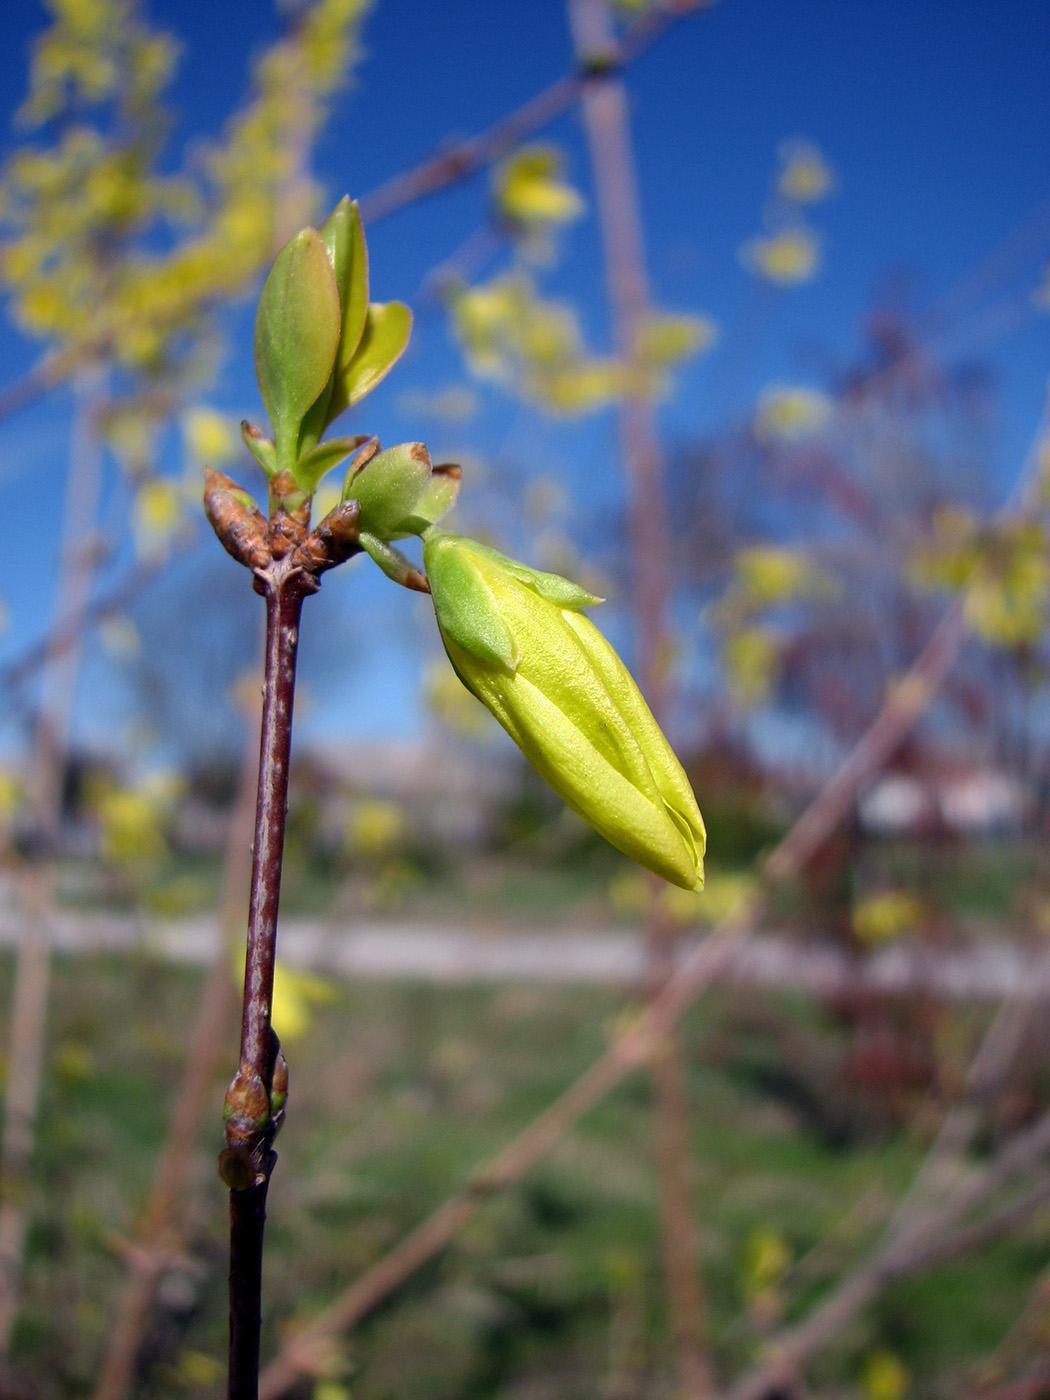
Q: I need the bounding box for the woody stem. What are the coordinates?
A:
[227,563,307,1400]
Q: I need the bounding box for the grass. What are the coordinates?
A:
[1,942,1047,1398]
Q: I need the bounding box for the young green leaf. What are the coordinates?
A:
[320,196,370,376]
[423,534,519,672]
[298,197,372,450]
[294,434,371,495]
[254,228,341,467]
[328,301,412,420]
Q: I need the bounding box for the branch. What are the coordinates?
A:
[723,1116,1050,1400]
[223,565,307,1400]
[356,1,708,227]
[0,375,105,1353]
[0,558,164,707]
[0,4,708,429]
[570,0,712,1391]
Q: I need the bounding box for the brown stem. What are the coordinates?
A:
[239,575,304,1080]
[569,1,712,1391]
[225,565,308,1400]
[229,1183,270,1400]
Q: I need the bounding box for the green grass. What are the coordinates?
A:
[0,948,1046,1398]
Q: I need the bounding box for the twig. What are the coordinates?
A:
[570,0,711,1391]
[0,557,165,707]
[963,1373,1050,1400]
[356,1,708,228]
[0,3,708,434]
[723,1113,1050,1400]
[223,565,308,1400]
[883,994,1037,1240]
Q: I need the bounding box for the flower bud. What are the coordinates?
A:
[423,532,705,890]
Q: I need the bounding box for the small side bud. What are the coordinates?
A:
[203,468,271,572]
[223,1066,271,1151]
[393,462,462,536]
[270,1045,289,1120]
[268,469,312,559]
[293,499,362,576]
[342,441,433,541]
[240,420,277,477]
[218,1146,257,1192]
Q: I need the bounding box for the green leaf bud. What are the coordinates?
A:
[392,463,461,537]
[298,198,371,449]
[423,533,705,890]
[240,420,277,478]
[342,441,433,541]
[254,228,341,473]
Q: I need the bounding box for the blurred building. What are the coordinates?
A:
[858,766,1032,837]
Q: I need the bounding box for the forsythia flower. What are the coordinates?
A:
[423,532,706,890]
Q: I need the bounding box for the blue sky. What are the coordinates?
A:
[0,0,1047,766]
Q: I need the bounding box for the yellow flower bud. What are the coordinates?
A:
[423,533,705,890]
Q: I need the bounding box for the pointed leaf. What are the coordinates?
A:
[299,198,371,447]
[294,434,371,495]
[320,196,370,371]
[254,229,341,462]
[328,301,412,420]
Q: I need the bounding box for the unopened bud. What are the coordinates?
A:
[293,500,361,575]
[268,470,312,558]
[203,469,270,572]
[423,532,706,890]
[270,1045,289,1118]
[223,1066,271,1151]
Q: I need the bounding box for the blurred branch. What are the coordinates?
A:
[723,1114,1050,1400]
[357,1,708,227]
[0,3,707,430]
[253,403,1050,1400]
[569,0,710,1392]
[964,1374,1050,1400]
[0,373,105,1352]
[0,557,165,708]
[882,994,1036,1239]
